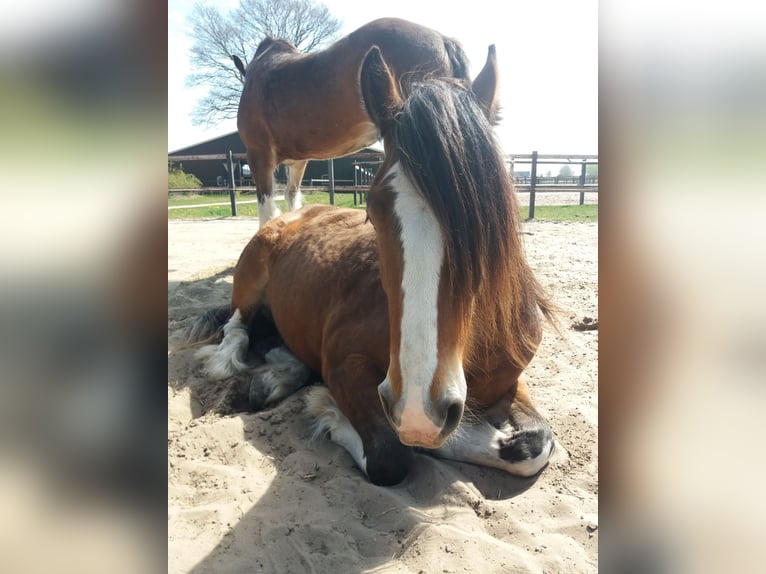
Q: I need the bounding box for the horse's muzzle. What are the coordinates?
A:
[378,380,464,448]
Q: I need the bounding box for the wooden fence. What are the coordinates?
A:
[168,151,598,219]
[508,152,598,219]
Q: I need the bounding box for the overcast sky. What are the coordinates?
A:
[168,0,598,155]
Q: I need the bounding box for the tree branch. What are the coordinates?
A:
[184,0,341,128]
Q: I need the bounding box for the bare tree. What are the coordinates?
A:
[186,0,342,126]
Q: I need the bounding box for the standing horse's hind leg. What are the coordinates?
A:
[284,159,308,212]
[432,377,554,477]
[249,148,281,226]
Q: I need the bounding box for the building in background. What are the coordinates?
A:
[168,132,382,188]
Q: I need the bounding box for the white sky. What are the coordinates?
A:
[168,0,598,155]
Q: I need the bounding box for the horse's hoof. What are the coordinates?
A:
[498,425,553,466]
[249,369,270,411]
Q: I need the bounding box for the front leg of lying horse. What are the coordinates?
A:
[432,377,554,477]
[306,357,414,486]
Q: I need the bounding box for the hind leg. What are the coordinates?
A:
[283,159,307,212]
[196,233,272,380]
[432,377,554,477]
[195,308,251,380]
[307,358,414,486]
[248,346,313,410]
[248,148,280,226]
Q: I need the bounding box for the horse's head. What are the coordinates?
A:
[360,45,507,449]
[254,37,300,61]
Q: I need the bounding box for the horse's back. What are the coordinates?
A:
[341,18,469,83]
[237,18,470,160]
[259,206,388,371]
[265,205,378,300]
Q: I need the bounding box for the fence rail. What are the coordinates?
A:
[168,150,598,219]
[508,152,598,218]
[169,153,248,162]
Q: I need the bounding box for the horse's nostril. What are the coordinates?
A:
[442,399,464,435]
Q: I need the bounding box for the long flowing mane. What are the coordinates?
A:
[391,79,554,368]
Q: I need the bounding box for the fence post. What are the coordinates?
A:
[228,150,237,216]
[353,163,358,206]
[528,150,538,220]
[579,159,587,205]
[328,159,335,205]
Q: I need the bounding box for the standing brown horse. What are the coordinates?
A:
[232,17,471,225]
[192,45,556,486]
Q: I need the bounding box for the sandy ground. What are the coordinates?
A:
[167,203,598,573]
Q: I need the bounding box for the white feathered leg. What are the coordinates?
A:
[195,309,250,380]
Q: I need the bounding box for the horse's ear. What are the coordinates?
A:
[231,55,246,77]
[360,46,402,135]
[472,45,499,123]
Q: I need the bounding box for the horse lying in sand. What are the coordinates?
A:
[191,45,555,486]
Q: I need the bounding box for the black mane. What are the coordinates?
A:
[391,79,550,366]
[393,79,515,300]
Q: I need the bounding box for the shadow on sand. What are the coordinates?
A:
[168,276,542,573]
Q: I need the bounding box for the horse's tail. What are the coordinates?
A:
[181,305,231,348]
[443,37,471,83]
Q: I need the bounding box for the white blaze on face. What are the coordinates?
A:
[390,163,446,442]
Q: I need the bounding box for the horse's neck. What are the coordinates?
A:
[260,50,303,69]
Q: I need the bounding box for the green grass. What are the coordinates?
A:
[167,192,230,206]
[168,191,598,222]
[525,204,598,222]
[168,191,363,219]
